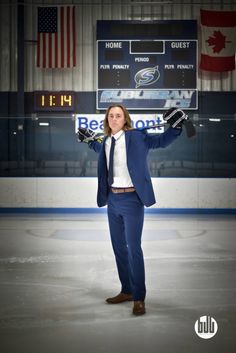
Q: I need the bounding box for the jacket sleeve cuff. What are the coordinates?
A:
[170,126,182,136]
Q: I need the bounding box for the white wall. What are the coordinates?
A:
[0,178,235,210]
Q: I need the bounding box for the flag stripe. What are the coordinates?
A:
[67,6,70,67]
[37,6,76,68]
[200,54,235,72]
[43,33,46,68]
[61,7,64,68]
[49,33,52,68]
[37,33,40,67]
[200,9,236,27]
[55,32,58,68]
[57,9,61,68]
[72,6,76,66]
[51,34,55,68]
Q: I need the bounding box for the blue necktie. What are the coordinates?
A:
[108,136,116,186]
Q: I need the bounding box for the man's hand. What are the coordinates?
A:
[77,128,96,143]
[77,128,103,144]
[163,108,188,129]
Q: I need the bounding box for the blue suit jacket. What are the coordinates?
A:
[89,127,181,207]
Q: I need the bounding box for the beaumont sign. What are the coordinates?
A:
[75,114,164,134]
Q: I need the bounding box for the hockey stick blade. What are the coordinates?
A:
[184,119,196,138]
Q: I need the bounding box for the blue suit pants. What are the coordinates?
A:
[107,191,146,301]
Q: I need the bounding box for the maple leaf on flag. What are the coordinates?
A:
[206,30,231,54]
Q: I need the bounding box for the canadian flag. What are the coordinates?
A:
[200,9,236,72]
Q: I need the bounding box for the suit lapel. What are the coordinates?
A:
[125,131,131,160]
[101,136,108,170]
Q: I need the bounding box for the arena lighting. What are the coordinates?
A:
[31,113,38,121]
[39,122,49,126]
[17,124,23,131]
[209,118,221,122]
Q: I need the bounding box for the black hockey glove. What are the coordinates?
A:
[163,108,188,129]
[77,128,103,144]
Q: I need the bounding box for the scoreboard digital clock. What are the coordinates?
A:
[96,20,198,110]
[34,91,75,112]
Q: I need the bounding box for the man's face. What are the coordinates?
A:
[108,107,126,135]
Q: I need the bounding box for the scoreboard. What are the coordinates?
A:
[97,20,198,110]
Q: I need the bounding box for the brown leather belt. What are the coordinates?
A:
[111,187,136,194]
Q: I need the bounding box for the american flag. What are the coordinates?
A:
[37,6,76,68]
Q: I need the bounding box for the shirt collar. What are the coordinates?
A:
[112,130,124,141]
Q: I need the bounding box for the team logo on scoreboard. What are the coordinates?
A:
[134,66,160,88]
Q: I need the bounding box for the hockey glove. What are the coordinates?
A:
[77,128,103,144]
[163,108,188,128]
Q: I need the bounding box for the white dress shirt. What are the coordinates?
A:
[105,130,134,188]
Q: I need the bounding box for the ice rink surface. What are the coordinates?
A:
[0,213,235,353]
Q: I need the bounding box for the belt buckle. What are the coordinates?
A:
[112,188,124,193]
[111,187,134,193]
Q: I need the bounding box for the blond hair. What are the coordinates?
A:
[103,105,133,136]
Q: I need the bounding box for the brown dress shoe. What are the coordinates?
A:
[106,292,133,304]
[133,301,146,316]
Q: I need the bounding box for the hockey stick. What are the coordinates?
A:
[77,110,196,143]
[142,118,196,138]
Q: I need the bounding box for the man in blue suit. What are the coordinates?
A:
[78,105,184,316]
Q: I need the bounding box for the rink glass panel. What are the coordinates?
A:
[0,115,235,177]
